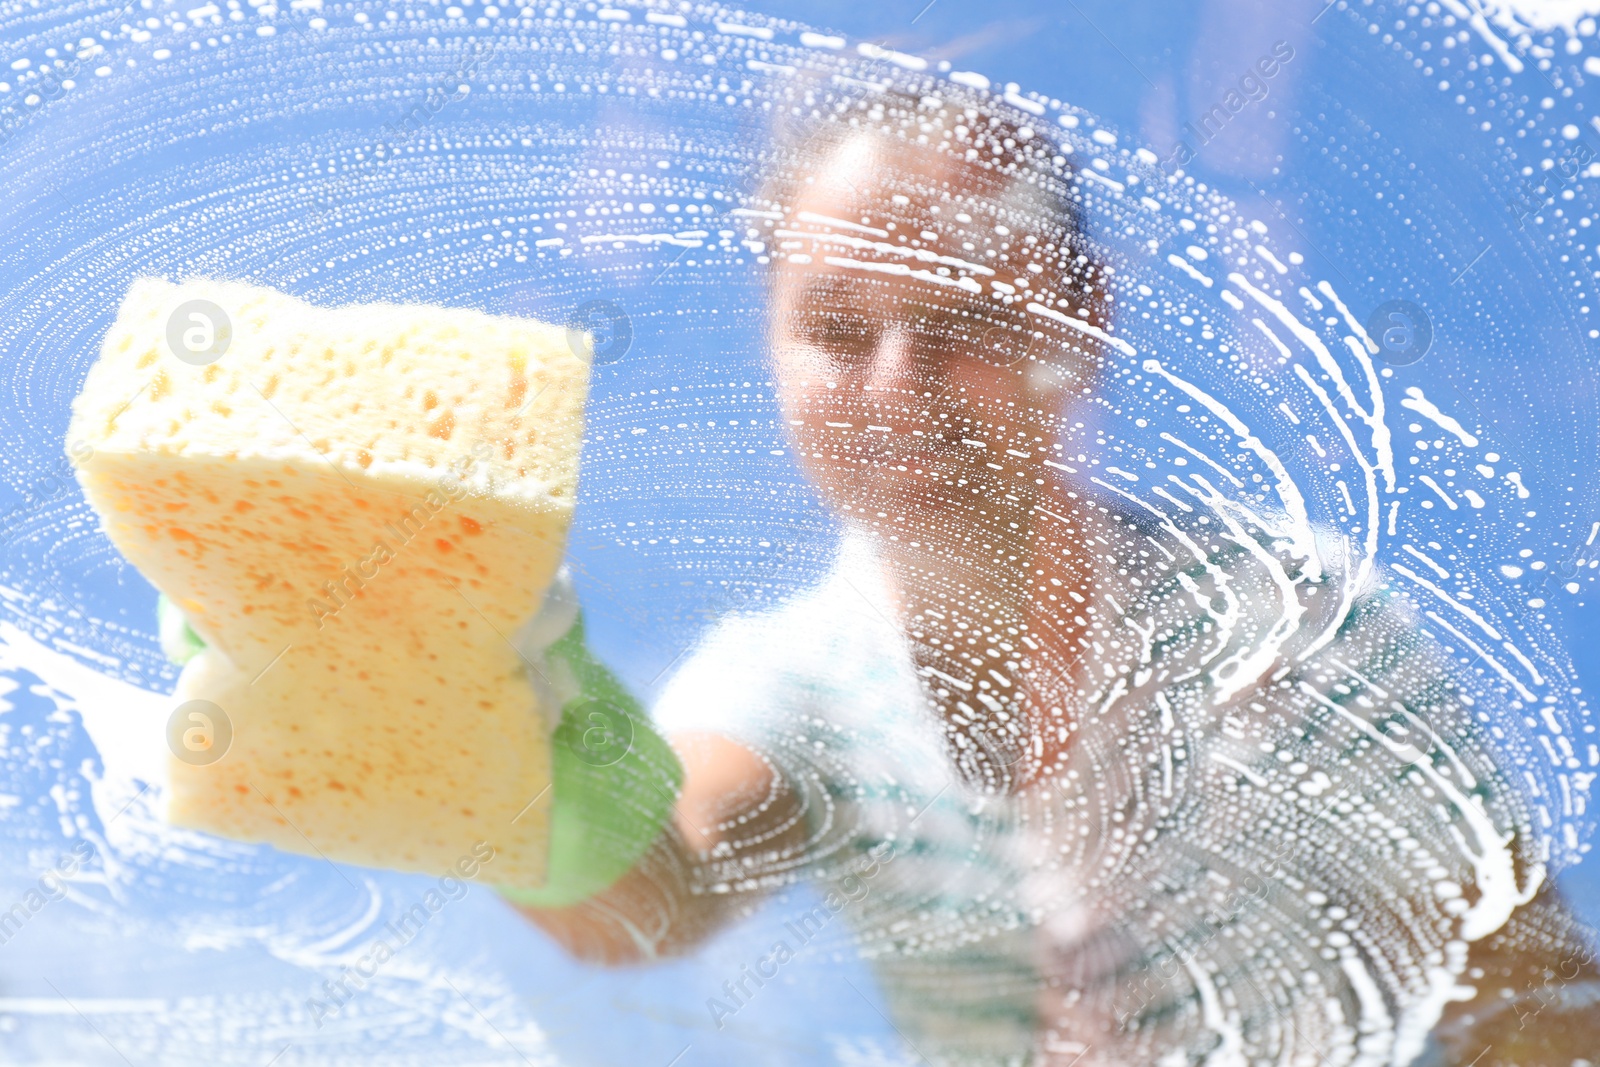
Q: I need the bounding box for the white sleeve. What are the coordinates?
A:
[648,614,787,748]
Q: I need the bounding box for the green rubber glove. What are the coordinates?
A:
[155,582,683,909]
[499,614,684,908]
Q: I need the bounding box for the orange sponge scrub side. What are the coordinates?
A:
[67,277,592,887]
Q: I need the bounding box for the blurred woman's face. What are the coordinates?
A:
[767,136,1086,536]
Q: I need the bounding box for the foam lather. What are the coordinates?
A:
[67,277,591,887]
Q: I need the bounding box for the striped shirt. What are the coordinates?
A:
[652,493,1551,1065]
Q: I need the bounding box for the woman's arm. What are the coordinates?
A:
[512,730,808,964]
[1432,885,1600,1065]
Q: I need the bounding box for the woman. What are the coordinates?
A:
[525,94,1104,1060]
[512,90,1600,1066]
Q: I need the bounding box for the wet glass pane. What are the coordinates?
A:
[1,1,1597,1064]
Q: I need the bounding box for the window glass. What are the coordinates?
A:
[0,2,1595,1064]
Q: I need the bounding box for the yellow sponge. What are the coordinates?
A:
[68,277,591,886]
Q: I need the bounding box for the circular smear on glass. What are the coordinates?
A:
[0,2,1595,1065]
